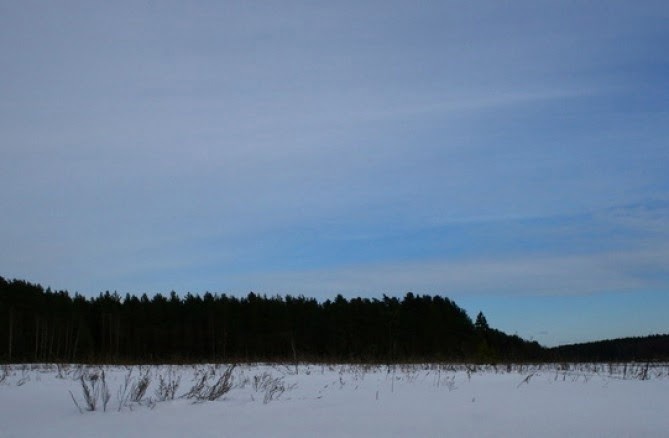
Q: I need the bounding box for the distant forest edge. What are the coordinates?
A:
[1,276,667,364]
[549,335,669,363]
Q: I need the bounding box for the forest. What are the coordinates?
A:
[1,276,543,363]
[2,276,668,364]
[549,334,669,362]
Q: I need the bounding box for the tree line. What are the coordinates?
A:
[0,276,545,364]
[549,334,669,362]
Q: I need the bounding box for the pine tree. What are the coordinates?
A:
[475,312,489,331]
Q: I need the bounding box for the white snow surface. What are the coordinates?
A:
[0,363,667,437]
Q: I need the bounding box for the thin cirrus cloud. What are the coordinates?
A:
[236,246,669,298]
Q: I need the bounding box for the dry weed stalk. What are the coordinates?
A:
[185,364,236,402]
[155,368,181,401]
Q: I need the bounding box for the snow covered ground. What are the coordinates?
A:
[0,362,667,437]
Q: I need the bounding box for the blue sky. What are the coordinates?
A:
[1,1,668,346]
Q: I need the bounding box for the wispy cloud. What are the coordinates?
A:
[350,88,598,122]
[237,245,669,298]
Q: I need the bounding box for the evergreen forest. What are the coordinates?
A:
[1,276,667,364]
[1,276,542,363]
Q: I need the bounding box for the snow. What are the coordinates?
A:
[0,363,667,437]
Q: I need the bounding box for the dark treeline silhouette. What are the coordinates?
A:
[0,276,544,364]
[550,334,669,362]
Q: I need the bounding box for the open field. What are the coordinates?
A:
[1,362,667,437]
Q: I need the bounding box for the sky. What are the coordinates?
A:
[2,1,668,347]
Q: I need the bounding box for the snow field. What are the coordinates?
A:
[0,363,667,437]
